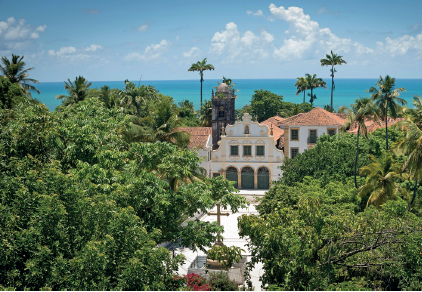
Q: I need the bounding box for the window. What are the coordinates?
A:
[230,145,238,156]
[328,129,336,136]
[219,106,224,117]
[291,148,299,159]
[256,145,265,156]
[244,125,250,134]
[291,129,299,141]
[213,173,221,177]
[309,130,317,143]
[243,146,251,156]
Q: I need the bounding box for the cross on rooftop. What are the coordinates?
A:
[244,104,248,112]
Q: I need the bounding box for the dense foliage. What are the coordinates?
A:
[0,98,247,290]
[280,129,405,186]
[239,178,422,290]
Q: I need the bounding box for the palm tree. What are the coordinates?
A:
[341,98,378,188]
[395,119,422,211]
[0,54,40,98]
[119,80,159,116]
[188,58,215,106]
[367,75,406,150]
[320,51,347,112]
[56,76,92,106]
[199,99,212,127]
[295,76,308,103]
[358,153,408,208]
[402,95,422,128]
[130,101,191,148]
[305,73,327,106]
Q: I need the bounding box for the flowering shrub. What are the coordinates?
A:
[185,273,211,291]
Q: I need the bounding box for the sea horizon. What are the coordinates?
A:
[34,78,422,112]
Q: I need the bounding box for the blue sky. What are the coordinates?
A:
[1,0,422,81]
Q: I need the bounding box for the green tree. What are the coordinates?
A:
[56,76,93,106]
[199,99,212,126]
[358,152,408,208]
[129,100,191,147]
[0,54,40,97]
[178,99,200,126]
[367,75,406,149]
[402,95,422,128]
[188,58,215,106]
[395,119,422,211]
[249,89,283,122]
[320,50,347,112]
[118,80,160,117]
[295,76,308,103]
[341,98,378,188]
[305,73,327,106]
[239,177,422,290]
[0,77,25,109]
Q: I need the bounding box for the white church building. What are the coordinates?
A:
[180,83,404,190]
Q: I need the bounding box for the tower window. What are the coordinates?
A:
[219,106,225,117]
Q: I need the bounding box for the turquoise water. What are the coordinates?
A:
[35,79,422,111]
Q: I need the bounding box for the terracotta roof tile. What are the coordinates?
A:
[280,107,346,126]
[176,127,212,149]
[260,117,285,141]
[347,117,405,134]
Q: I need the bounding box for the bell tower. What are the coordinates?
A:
[212,82,235,150]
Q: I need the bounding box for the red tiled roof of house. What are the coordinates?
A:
[347,116,405,134]
[176,127,212,149]
[260,117,285,142]
[280,107,346,126]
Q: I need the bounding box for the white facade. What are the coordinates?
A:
[209,113,284,190]
[283,125,339,157]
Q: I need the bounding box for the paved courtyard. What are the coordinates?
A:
[170,194,265,290]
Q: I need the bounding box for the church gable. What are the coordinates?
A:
[225,113,270,138]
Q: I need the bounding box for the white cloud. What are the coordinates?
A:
[138,24,148,32]
[376,33,422,57]
[183,46,201,58]
[246,10,263,17]
[125,39,170,61]
[0,16,46,50]
[36,25,47,32]
[269,4,373,60]
[210,22,274,62]
[48,46,76,56]
[261,31,274,42]
[85,44,102,51]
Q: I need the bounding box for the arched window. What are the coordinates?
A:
[244,125,250,134]
[219,106,225,117]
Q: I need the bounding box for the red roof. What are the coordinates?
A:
[260,117,285,142]
[281,107,346,126]
[176,127,212,149]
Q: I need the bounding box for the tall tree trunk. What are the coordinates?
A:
[303,91,305,103]
[330,65,334,112]
[408,180,418,211]
[385,112,389,150]
[355,125,360,189]
[200,79,203,107]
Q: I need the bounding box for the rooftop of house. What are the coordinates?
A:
[280,107,346,126]
[278,107,404,134]
[177,127,212,149]
[260,116,285,142]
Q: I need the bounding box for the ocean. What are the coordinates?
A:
[35,79,422,112]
